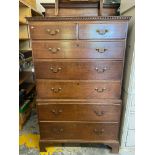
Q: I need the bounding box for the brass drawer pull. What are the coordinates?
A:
[46,29,60,35]
[52,128,64,134]
[96,48,108,53]
[48,47,60,53]
[93,129,104,135]
[51,88,62,93]
[95,88,106,93]
[50,67,62,73]
[96,29,109,35]
[95,67,109,73]
[51,109,63,116]
[94,110,105,116]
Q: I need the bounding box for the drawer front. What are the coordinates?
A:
[36,80,121,99]
[29,23,77,39]
[38,103,121,122]
[40,122,119,140]
[35,60,123,80]
[79,23,128,39]
[32,41,125,59]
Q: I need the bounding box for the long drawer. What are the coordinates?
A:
[32,41,125,59]
[39,122,119,140]
[37,103,121,122]
[29,23,77,40]
[79,23,128,39]
[36,80,121,99]
[34,60,123,80]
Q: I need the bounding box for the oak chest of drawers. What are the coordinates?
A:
[28,15,130,153]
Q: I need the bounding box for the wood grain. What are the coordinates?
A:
[79,23,128,39]
[37,103,121,122]
[29,23,77,39]
[39,122,119,141]
[34,60,123,80]
[36,80,121,99]
[32,40,125,59]
[28,11,130,153]
[42,2,119,17]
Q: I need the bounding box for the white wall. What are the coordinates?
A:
[120,0,135,13]
[36,0,55,12]
[120,0,135,151]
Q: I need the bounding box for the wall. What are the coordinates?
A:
[36,0,55,12]
[120,0,135,151]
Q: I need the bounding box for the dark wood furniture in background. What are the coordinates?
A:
[42,2,120,17]
[27,1,130,153]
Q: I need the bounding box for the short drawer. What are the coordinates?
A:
[38,103,121,122]
[29,23,77,39]
[36,80,121,99]
[32,41,125,59]
[40,122,119,141]
[79,23,128,39]
[35,60,123,80]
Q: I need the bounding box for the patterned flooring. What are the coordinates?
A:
[19,109,134,155]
